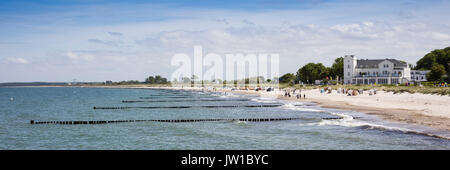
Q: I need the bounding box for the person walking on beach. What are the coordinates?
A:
[303,94,306,99]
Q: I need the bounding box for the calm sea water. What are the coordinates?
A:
[0,87,449,150]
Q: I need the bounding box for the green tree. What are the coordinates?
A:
[145,76,155,84]
[154,75,167,84]
[415,46,450,82]
[279,73,296,84]
[296,63,328,84]
[145,75,168,84]
[330,57,344,81]
[427,64,446,82]
[321,67,332,80]
[415,53,437,70]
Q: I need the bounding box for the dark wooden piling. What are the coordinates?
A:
[93,104,283,110]
[30,116,344,125]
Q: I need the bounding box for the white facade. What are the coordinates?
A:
[344,55,411,85]
[344,55,357,84]
[411,70,429,82]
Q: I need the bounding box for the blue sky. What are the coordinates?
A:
[1,0,449,82]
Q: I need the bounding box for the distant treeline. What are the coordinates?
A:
[103,75,169,85]
[279,57,344,85]
[0,82,69,87]
[0,82,109,87]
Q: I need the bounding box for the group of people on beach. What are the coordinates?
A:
[325,87,377,96]
[434,82,448,87]
[283,89,306,99]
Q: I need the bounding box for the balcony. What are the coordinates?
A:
[353,75,402,78]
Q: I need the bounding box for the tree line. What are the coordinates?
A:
[104,75,169,85]
[145,75,168,84]
[415,46,450,82]
[279,57,343,85]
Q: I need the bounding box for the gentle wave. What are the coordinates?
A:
[231,119,248,125]
[251,98,279,103]
[303,112,450,140]
[281,103,323,112]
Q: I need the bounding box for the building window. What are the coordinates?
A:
[348,65,350,69]
[392,79,398,84]
[357,79,364,84]
[377,79,388,84]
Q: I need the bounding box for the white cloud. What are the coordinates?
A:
[65,51,94,62]
[108,32,123,36]
[135,21,450,68]
[7,57,29,64]
[429,32,450,41]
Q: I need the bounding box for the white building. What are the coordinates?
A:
[344,55,411,85]
[410,70,429,82]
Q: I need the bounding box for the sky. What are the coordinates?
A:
[0,0,449,82]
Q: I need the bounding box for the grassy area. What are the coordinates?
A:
[280,83,450,96]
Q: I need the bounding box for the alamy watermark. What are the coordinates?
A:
[170,46,279,88]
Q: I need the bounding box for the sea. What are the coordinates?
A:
[0,87,449,149]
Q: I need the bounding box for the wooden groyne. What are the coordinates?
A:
[122,98,251,103]
[30,117,344,125]
[93,104,283,110]
[138,96,216,99]
[143,94,193,97]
